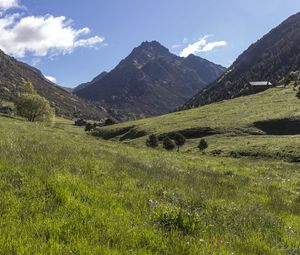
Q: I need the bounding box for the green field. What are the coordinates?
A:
[0,114,299,254]
[94,87,300,162]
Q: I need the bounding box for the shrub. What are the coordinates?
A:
[198,139,208,152]
[146,134,158,148]
[173,133,186,152]
[163,136,175,151]
[104,118,118,126]
[85,122,97,132]
[15,93,54,122]
[75,119,87,127]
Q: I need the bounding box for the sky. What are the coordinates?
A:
[0,0,300,87]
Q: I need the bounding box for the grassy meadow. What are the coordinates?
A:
[94,88,300,162]
[0,114,299,254]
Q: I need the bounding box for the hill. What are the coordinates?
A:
[0,114,299,254]
[74,41,225,120]
[182,12,300,109]
[0,50,108,119]
[93,87,300,162]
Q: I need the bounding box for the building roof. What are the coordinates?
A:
[249,81,272,86]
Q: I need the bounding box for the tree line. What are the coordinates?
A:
[146,133,208,152]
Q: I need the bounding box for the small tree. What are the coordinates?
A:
[198,139,208,152]
[15,80,54,122]
[163,136,175,151]
[146,134,158,148]
[173,133,186,152]
[16,94,54,122]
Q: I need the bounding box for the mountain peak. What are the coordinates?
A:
[131,40,170,58]
[74,41,225,120]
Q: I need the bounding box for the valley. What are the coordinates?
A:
[0,3,299,254]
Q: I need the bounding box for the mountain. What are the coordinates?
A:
[73,71,108,93]
[0,50,108,119]
[182,12,300,109]
[74,41,225,120]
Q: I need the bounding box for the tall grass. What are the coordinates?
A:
[0,115,299,254]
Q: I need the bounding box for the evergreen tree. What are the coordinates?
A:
[173,133,186,152]
[163,136,175,151]
[146,134,158,148]
[198,139,208,152]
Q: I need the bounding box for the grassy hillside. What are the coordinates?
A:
[94,87,300,161]
[0,114,299,254]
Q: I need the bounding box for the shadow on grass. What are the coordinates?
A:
[254,118,300,135]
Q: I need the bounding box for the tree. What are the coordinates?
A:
[163,136,175,151]
[173,133,186,152]
[16,94,54,122]
[198,139,208,152]
[146,134,158,148]
[15,80,54,122]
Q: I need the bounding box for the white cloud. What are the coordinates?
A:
[201,41,227,52]
[171,44,182,49]
[171,37,189,49]
[44,75,57,83]
[180,35,226,57]
[0,0,19,11]
[0,13,105,58]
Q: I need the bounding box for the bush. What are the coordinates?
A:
[198,139,208,152]
[146,134,158,148]
[104,118,118,126]
[85,122,97,132]
[15,93,54,122]
[163,136,175,151]
[173,133,186,152]
[75,119,87,127]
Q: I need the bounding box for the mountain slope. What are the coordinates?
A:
[0,50,108,119]
[93,86,300,161]
[74,41,225,120]
[73,71,108,93]
[182,12,300,109]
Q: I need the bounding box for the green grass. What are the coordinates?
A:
[0,115,299,254]
[94,88,300,161]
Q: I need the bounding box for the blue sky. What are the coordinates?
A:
[0,0,300,87]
